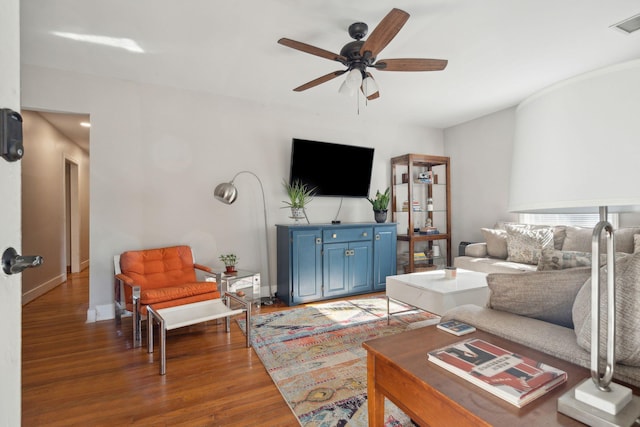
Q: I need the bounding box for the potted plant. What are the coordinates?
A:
[367,187,390,223]
[282,179,315,218]
[219,253,238,273]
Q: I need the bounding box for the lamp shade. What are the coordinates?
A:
[509,59,640,214]
[214,182,237,204]
[362,75,378,97]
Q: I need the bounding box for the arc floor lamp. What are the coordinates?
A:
[509,59,640,426]
[214,171,274,305]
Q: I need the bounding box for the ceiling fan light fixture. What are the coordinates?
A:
[346,69,363,87]
[363,76,378,97]
[339,79,357,96]
[339,69,362,96]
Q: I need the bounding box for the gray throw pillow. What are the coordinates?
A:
[487,267,591,328]
[635,234,640,254]
[496,222,565,249]
[537,248,593,271]
[505,224,554,265]
[572,252,640,366]
[481,228,508,259]
[537,248,626,271]
[613,227,640,253]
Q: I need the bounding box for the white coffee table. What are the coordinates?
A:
[386,268,488,319]
[146,292,250,375]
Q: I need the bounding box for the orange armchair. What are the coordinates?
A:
[114,245,220,347]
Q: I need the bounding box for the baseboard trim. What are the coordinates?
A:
[86,303,115,323]
[22,273,67,305]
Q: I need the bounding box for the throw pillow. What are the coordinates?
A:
[572,251,640,366]
[487,267,591,328]
[537,248,627,271]
[481,228,508,259]
[505,224,554,265]
[613,227,640,253]
[537,248,593,271]
[562,226,600,253]
[496,222,566,250]
[634,234,640,253]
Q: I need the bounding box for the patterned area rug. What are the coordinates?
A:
[238,297,439,426]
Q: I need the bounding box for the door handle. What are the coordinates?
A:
[2,247,44,275]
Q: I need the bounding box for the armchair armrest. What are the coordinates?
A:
[115,273,141,302]
[194,263,213,273]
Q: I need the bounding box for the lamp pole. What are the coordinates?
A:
[215,171,273,305]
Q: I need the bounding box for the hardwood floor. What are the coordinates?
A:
[22,269,307,426]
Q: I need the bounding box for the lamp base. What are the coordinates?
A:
[558,379,640,427]
[575,379,633,415]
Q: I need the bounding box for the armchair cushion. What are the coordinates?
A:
[120,245,198,288]
[141,282,218,305]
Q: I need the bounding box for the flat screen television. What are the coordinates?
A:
[289,138,375,198]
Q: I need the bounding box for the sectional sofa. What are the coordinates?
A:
[443,223,640,388]
[454,223,640,274]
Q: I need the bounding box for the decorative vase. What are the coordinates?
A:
[374,209,388,223]
[225,265,236,273]
[291,207,305,219]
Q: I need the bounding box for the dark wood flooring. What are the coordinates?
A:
[22,269,358,426]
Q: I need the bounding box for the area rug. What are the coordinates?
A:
[238,297,439,427]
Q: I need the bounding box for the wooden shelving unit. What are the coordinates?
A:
[391,154,451,273]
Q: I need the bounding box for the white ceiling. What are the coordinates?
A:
[20,0,640,149]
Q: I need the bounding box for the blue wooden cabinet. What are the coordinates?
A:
[373,226,397,290]
[276,223,397,305]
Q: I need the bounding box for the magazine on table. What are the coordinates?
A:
[437,320,476,336]
[427,338,567,407]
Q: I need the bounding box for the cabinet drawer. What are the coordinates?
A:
[323,227,373,243]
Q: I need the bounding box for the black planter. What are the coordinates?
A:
[374,210,388,223]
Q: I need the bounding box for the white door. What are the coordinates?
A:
[1,0,22,424]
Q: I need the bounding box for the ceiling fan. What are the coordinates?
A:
[278,8,448,100]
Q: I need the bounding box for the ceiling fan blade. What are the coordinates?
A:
[293,70,347,92]
[360,8,410,59]
[374,58,448,72]
[278,38,347,63]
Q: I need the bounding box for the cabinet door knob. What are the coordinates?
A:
[375,234,381,240]
[362,232,368,237]
[332,233,337,239]
[315,238,322,245]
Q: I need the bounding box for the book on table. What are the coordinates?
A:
[437,320,476,336]
[427,338,567,407]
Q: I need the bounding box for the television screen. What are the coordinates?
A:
[289,138,375,198]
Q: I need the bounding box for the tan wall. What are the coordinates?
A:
[21,110,90,304]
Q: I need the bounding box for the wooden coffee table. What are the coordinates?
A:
[363,326,639,426]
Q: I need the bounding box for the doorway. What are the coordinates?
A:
[65,158,81,273]
[20,110,90,303]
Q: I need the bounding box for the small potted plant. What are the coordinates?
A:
[282,179,316,219]
[219,253,238,273]
[367,187,390,223]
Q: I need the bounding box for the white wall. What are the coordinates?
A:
[21,64,443,321]
[0,0,22,423]
[444,105,640,251]
[21,111,90,303]
[444,107,518,248]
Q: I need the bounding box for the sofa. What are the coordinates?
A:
[454,223,640,274]
[442,250,640,388]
